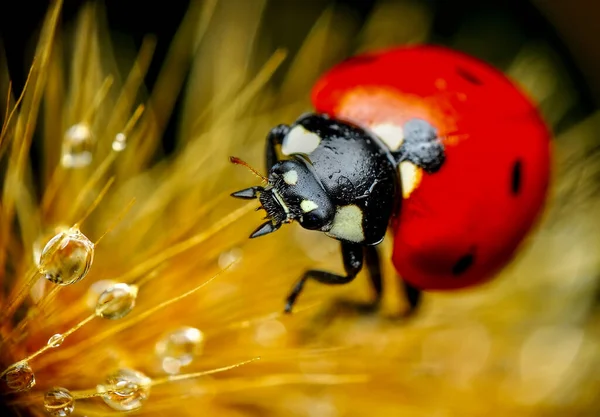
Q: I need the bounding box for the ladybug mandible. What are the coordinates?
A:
[231,45,551,314]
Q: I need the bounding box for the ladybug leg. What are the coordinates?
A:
[393,118,445,173]
[265,124,290,171]
[364,245,383,305]
[400,279,422,315]
[284,241,363,313]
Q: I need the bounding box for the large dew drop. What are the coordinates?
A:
[3,362,35,392]
[38,227,95,286]
[155,326,205,374]
[44,387,75,416]
[97,368,151,411]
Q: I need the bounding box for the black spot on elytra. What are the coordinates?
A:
[511,159,522,195]
[452,253,474,276]
[456,67,483,85]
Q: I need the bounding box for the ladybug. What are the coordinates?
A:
[231,45,551,314]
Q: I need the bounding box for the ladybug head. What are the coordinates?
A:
[231,156,335,238]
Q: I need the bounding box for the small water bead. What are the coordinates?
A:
[254,319,287,348]
[38,227,95,286]
[95,283,138,319]
[111,132,127,152]
[86,279,117,309]
[44,387,75,416]
[47,333,65,348]
[61,123,94,168]
[217,248,243,269]
[3,362,35,391]
[155,327,205,374]
[97,368,151,411]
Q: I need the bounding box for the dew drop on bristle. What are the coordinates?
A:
[112,132,127,152]
[39,228,95,286]
[86,279,118,309]
[155,327,205,374]
[44,387,75,416]
[47,334,65,348]
[97,368,151,411]
[3,362,35,392]
[217,248,243,269]
[95,283,138,319]
[61,123,94,168]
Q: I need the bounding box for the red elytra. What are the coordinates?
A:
[311,45,551,290]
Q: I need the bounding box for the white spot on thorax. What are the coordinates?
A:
[399,161,422,198]
[326,205,364,243]
[283,170,298,185]
[300,200,318,213]
[371,123,404,151]
[281,125,321,155]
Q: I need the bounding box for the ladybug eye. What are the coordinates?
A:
[300,211,323,230]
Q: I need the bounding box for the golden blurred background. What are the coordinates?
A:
[0,0,599,416]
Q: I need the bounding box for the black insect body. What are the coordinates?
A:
[231,113,444,313]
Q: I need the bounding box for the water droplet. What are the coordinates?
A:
[44,387,75,416]
[47,333,65,348]
[112,132,127,152]
[3,362,35,391]
[61,123,94,168]
[97,368,151,411]
[38,227,95,286]
[95,283,138,319]
[86,279,117,309]
[218,248,243,269]
[155,327,205,374]
[254,319,287,347]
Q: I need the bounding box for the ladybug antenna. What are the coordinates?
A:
[230,156,268,183]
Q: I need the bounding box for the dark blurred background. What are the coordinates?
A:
[0,0,598,149]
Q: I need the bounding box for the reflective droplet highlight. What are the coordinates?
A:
[112,132,127,152]
[3,362,35,391]
[44,387,75,416]
[61,123,94,168]
[39,227,94,286]
[155,327,205,374]
[97,368,151,411]
[95,283,138,319]
[47,333,65,348]
[33,225,70,266]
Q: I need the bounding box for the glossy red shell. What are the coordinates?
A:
[311,45,551,290]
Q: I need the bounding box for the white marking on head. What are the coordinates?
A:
[300,200,318,213]
[399,161,422,198]
[326,205,364,243]
[371,123,404,151]
[281,125,321,155]
[283,170,298,185]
